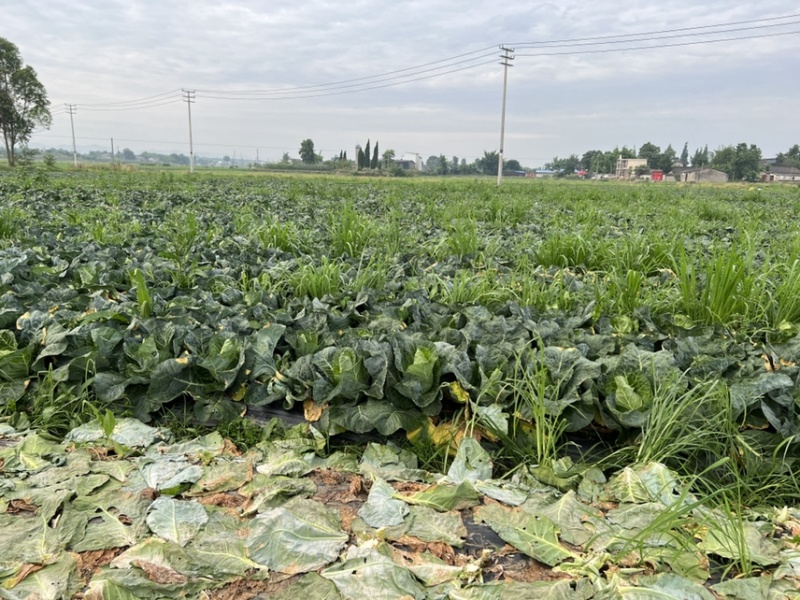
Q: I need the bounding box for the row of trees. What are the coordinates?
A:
[421,151,523,175]
[545,141,800,181]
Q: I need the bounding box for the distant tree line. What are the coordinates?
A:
[544,141,800,182]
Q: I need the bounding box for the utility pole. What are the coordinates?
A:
[182,89,196,172]
[110,137,115,167]
[497,46,514,186]
[65,104,78,167]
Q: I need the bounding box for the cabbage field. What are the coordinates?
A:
[1,172,800,598]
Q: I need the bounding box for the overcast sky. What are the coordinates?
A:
[6,1,800,165]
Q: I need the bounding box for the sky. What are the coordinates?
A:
[5,1,800,166]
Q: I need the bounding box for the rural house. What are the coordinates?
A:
[615,157,648,178]
[675,168,728,183]
[762,165,800,182]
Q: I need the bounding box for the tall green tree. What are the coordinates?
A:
[357,147,365,170]
[299,139,317,164]
[712,143,761,181]
[638,142,661,169]
[438,154,448,175]
[657,144,677,172]
[776,144,800,169]
[381,148,395,168]
[680,142,689,167]
[371,141,379,169]
[0,37,51,166]
[364,140,370,169]
[477,150,500,175]
[691,145,710,168]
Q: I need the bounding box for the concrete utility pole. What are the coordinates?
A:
[497,46,514,186]
[110,138,115,166]
[182,89,196,172]
[65,104,78,167]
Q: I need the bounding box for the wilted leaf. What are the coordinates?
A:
[145,497,208,546]
[447,437,492,484]
[405,505,466,547]
[358,477,408,528]
[0,552,80,600]
[321,549,425,600]
[474,504,576,566]
[246,498,348,573]
[400,481,480,512]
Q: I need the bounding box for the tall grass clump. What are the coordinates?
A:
[329,202,372,257]
[674,248,763,326]
[290,258,342,299]
[257,217,303,254]
[0,205,26,240]
[441,218,480,259]
[536,233,599,270]
[425,270,509,308]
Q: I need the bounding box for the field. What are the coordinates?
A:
[1,170,800,598]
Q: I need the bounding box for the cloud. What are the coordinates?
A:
[6,0,799,164]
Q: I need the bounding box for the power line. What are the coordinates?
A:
[55,14,800,109]
[198,58,498,102]
[509,18,800,50]
[79,98,183,112]
[507,12,800,46]
[514,29,800,57]
[196,45,498,95]
[78,89,183,108]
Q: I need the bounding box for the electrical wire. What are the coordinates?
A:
[515,29,800,57]
[198,55,499,100]
[507,12,800,46]
[79,98,184,112]
[508,18,800,50]
[196,45,498,95]
[56,13,800,108]
[77,89,183,108]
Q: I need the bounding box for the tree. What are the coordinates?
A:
[712,143,761,181]
[357,147,366,170]
[438,154,448,175]
[680,142,689,167]
[425,155,439,171]
[656,144,677,172]
[0,37,51,166]
[691,145,710,168]
[381,148,395,168]
[122,148,136,161]
[364,140,370,168]
[299,139,317,164]
[638,142,661,169]
[775,144,800,169]
[545,154,580,174]
[505,159,522,172]
[581,150,604,172]
[476,150,499,175]
[371,141,379,170]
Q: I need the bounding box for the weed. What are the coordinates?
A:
[290,257,342,299]
[329,203,372,257]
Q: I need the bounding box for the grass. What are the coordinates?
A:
[289,257,343,299]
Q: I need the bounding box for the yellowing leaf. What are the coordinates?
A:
[448,381,470,404]
[304,399,326,422]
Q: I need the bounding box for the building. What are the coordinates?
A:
[675,168,728,183]
[762,166,800,182]
[616,157,648,178]
[394,160,417,170]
